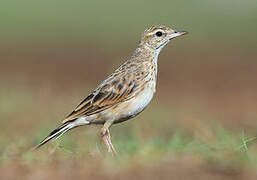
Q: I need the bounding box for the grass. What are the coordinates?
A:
[1,120,257,170]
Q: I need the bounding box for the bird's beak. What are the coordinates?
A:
[169,31,188,40]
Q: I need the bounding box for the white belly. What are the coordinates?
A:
[122,81,156,118]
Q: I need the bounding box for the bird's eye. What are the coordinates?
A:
[155,31,163,37]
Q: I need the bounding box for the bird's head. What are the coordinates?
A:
[140,25,188,51]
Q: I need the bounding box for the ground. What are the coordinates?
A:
[0,48,257,179]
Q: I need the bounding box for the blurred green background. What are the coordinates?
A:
[1,0,257,48]
[0,0,257,179]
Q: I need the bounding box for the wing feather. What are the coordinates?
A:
[62,78,141,123]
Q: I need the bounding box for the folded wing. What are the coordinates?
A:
[62,77,141,123]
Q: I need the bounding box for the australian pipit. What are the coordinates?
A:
[34,25,187,154]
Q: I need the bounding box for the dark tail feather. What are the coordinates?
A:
[32,122,74,151]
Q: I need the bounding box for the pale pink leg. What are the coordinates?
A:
[101,121,116,155]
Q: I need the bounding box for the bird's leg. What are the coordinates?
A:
[106,129,116,154]
[101,121,116,155]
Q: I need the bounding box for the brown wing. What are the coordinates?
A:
[62,77,141,123]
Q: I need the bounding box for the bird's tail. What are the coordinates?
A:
[32,122,75,151]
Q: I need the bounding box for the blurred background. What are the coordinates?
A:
[1,0,257,179]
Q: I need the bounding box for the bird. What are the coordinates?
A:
[33,25,188,155]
